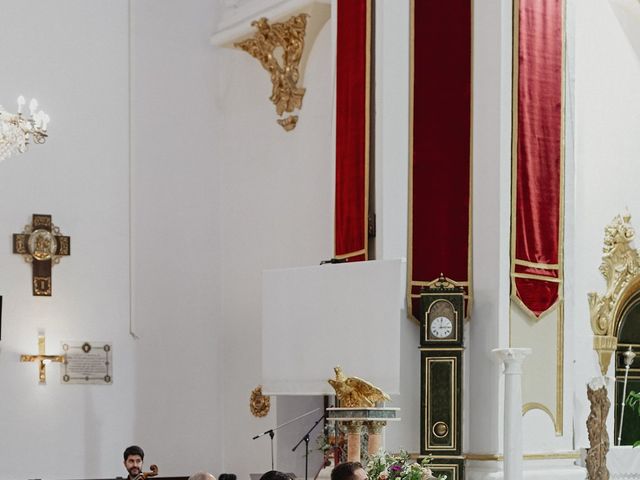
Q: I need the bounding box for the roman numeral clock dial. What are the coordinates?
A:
[430,316,453,338]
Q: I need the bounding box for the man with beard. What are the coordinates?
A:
[123,445,145,480]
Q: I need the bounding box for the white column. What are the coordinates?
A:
[493,348,531,480]
[468,0,513,459]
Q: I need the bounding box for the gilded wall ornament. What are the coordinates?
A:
[328,366,391,408]
[250,385,271,417]
[235,14,308,131]
[13,214,71,296]
[20,333,64,384]
[588,213,640,374]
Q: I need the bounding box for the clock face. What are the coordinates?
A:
[430,316,453,339]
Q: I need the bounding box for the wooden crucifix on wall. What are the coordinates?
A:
[13,214,70,296]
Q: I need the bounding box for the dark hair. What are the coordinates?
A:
[259,471,292,480]
[123,445,145,461]
[219,474,237,480]
[331,462,364,480]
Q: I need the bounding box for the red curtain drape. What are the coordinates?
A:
[511,0,564,318]
[334,0,371,262]
[408,0,472,319]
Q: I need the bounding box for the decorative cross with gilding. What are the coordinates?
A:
[20,333,64,384]
[13,214,70,296]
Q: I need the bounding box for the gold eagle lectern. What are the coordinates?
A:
[328,366,391,408]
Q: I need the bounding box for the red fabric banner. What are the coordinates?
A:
[511,0,564,318]
[334,0,371,262]
[408,0,472,319]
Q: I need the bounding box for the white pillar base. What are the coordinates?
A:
[466,460,586,480]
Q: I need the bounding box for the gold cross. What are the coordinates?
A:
[20,333,64,384]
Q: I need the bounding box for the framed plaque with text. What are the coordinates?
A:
[61,341,112,384]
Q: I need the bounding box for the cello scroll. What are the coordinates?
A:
[133,464,158,480]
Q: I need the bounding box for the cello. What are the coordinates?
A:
[132,464,159,480]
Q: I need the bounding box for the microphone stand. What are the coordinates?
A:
[292,414,326,480]
[252,408,321,471]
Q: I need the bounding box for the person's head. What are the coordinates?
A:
[123,445,144,478]
[259,471,293,480]
[331,462,367,480]
[219,474,237,480]
[188,473,216,480]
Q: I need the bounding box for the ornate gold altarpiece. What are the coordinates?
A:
[589,213,640,376]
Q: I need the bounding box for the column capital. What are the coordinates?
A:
[365,420,387,434]
[492,348,532,374]
[346,421,364,434]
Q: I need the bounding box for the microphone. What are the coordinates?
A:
[319,258,348,265]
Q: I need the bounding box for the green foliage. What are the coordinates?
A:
[626,390,640,447]
[628,390,640,415]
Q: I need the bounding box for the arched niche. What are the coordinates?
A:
[614,292,640,445]
[589,213,640,444]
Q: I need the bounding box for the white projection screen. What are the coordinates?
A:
[262,259,403,396]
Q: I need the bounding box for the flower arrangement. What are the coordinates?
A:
[365,450,446,480]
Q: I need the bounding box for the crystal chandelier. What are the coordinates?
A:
[0,96,50,162]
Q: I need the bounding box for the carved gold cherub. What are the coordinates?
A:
[328,366,391,408]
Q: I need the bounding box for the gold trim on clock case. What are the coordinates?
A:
[425,357,457,451]
[426,299,459,342]
[419,347,464,352]
[410,278,470,311]
[428,464,459,479]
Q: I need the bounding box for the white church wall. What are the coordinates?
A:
[372,0,419,455]
[0,1,135,478]
[214,13,334,480]
[468,0,513,458]
[571,0,640,448]
[275,396,325,477]
[130,0,225,476]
